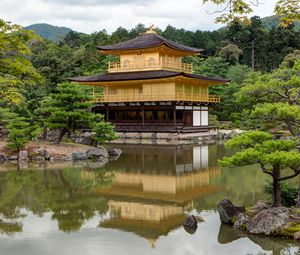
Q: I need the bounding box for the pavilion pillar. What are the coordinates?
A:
[173,105,176,125]
[142,105,145,127]
[106,106,109,121]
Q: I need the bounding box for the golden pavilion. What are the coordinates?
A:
[70,27,229,133]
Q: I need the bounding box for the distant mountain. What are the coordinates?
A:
[25,23,73,41]
[261,15,300,31]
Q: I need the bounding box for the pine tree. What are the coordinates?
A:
[43,82,96,144]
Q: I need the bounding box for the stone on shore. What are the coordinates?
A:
[217,199,245,224]
[19,150,29,161]
[72,151,88,161]
[86,147,109,159]
[0,153,7,162]
[36,148,51,160]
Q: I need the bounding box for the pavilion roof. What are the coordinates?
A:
[69,70,230,84]
[96,33,204,54]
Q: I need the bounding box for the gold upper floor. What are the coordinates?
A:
[108,52,193,73]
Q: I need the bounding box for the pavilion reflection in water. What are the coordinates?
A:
[81,144,223,244]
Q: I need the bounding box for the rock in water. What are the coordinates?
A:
[108,148,123,157]
[183,215,197,234]
[0,153,7,162]
[19,150,28,161]
[217,199,245,224]
[247,207,290,235]
[86,147,109,159]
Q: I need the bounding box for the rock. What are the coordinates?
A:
[36,149,51,160]
[294,231,300,240]
[19,150,28,161]
[108,148,123,157]
[249,201,271,214]
[0,153,7,162]
[247,207,290,235]
[86,147,109,159]
[233,213,250,230]
[217,199,245,225]
[183,215,198,234]
[54,156,72,161]
[71,132,95,145]
[9,155,18,160]
[72,151,88,161]
[49,157,55,162]
[32,156,46,162]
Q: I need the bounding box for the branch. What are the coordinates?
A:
[258,161,274,177]
[293,91,300,103]
[279,170,300,181]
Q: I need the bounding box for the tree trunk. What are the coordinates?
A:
[251,40,255,70]
[56,128,68,144]
[42,126,47,142]
[297,189,300,208]
[272,164,281,207]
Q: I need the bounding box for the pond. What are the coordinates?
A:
[0,143,298,255]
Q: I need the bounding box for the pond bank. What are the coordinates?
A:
[0,140,122,164]
[111,129,244,145]
[218,199,300,240]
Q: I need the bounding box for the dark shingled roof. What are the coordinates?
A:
[69,70,230,83]
[96,33,204,54]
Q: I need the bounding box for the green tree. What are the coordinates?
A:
[236,61,300,132]
[220,131,300,207]
[218,43,243,64]
[42,82,96,144]
[0,19,43,106]
[92,121,118,145]
[6,115,36,152]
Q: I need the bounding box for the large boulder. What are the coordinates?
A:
[72,151,88,161]
[86,147,109,159]
[19,150,29,161]
[108,148,122,157]
[183,215,198,234]
[249,201,271,214]
[0,153,7,162]
[247,207,290,235]
[217,199,245,224]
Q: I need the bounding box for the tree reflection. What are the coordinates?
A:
[0,166,116,235]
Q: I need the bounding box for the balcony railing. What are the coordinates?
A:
[92,93,220,103]
[108,60,193,73]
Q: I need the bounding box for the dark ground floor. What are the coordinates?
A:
[94,102,215,133]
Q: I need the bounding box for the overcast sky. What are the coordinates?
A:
[1,0,277,34]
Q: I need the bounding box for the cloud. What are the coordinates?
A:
[0,0,277,34]
[40,0,152,6]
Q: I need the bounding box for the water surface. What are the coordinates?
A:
[0,143,298,255]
